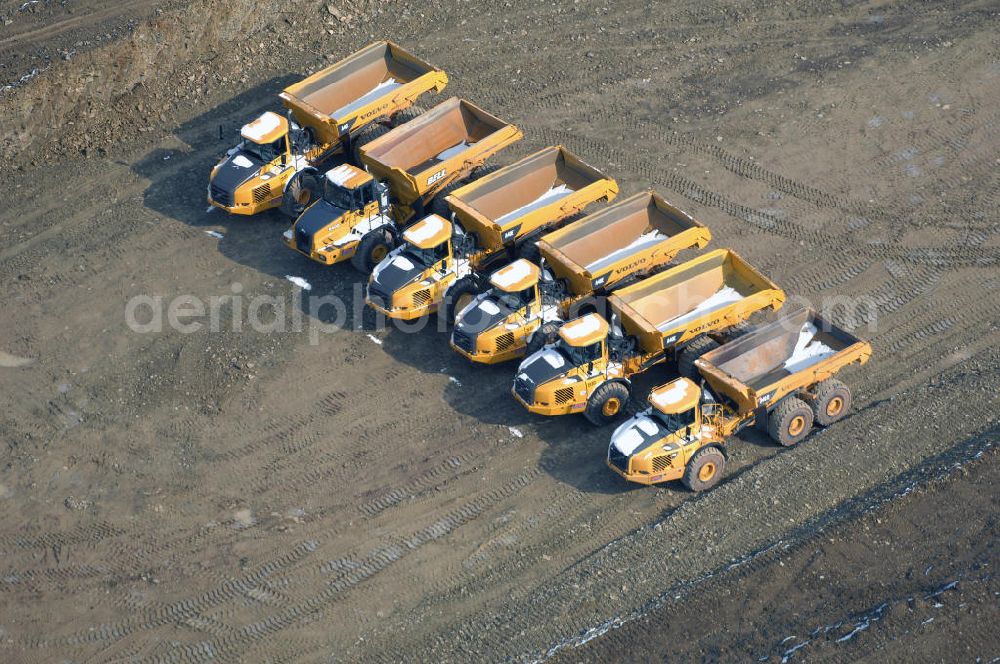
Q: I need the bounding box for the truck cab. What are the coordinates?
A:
[208,112,300,215]
[451,259,545,364]
[606,378,725,486]
[512,313,627,420]
[284,163,390,265]
[366,214,466,320]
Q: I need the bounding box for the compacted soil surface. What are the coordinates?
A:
[0,0,997,661]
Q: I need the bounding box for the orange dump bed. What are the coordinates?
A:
[696,307,872,414]
[538,191,710,294]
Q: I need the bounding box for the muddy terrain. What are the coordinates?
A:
[1,0,997,662]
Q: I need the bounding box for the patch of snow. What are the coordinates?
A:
[541,305,563,323]
[371,247,406,279]
[561,314,602,341]
[405,215,446,245]
[508,427,524,438]
[586,230,667,272]
[326,163,358,186]
[367,334,383,346]
[163,154,171,160]
[352,215,391,235]
[206,206,215,213]
[657,286,743,331]
[492,260,534,289]
[231,154,255,169]
[521,347,566,374]
[448,376,462,386]
[331,216,391,249]
[333,78,401,118]
[478,299,501,316]
[611,415,658,456]
[204,230,224,239]
[651,380,693,409]
[1,66,46,93]
[783,322,836,373]
[283,229,294,240]
[457,292,490,320]
[391,254,415,270]
[436,140,472,161]
[241,112,282,142]
[496,184,575,226]
[285,276,312,291]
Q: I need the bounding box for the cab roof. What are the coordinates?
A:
[403,214,451,249]
[325,163,374,189]
[558,313,609,347]
[649,378,701,414]
[241,111,288,145]
[489,259,540,292]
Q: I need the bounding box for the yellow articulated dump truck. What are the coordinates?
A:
[286,97,522,272]
[511,248,784,425]
[208,41,447,216]
[450,191,710,364]
[606,307,872,491]
[364,146,617,320]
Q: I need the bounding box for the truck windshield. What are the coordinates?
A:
[651,408,695,432]
[323,181,356,210]
[496,286,533,312]
[403,243,447,268]
[241,137,283,164]
[556,339,601,368]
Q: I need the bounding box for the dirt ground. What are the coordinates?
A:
[1,0,998,662]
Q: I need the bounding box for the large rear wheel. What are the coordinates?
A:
[677,336,720,380]
[811,379,852,426]
[767,396,814,446]
[682,447,726,492]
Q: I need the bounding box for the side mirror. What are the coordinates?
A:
[586,361,593,374]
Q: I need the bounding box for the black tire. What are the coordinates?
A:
[567,296,608,320]
[767,396,814,446]
[678,336,720,380]
[430,176,469,217]
[281,170,320,218]
[518,240,541,265]
[526,321,561,355]
[811,379,852,426]
[351,122,392,165]
[584,382,630,426]
[718,321,757,343]
[444,276,481,324]
[351,228,394,274]
[389,105,424,127]
[682,446,726,492]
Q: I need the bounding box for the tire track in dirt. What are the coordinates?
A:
[26,469,541,660]
[379,363,1000,662]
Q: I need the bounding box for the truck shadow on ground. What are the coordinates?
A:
[131,73,379,314]
[380,326,769,495]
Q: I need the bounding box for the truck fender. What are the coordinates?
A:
[702,442,728,459]
[283,166,318,193]
[600,377,632,393]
